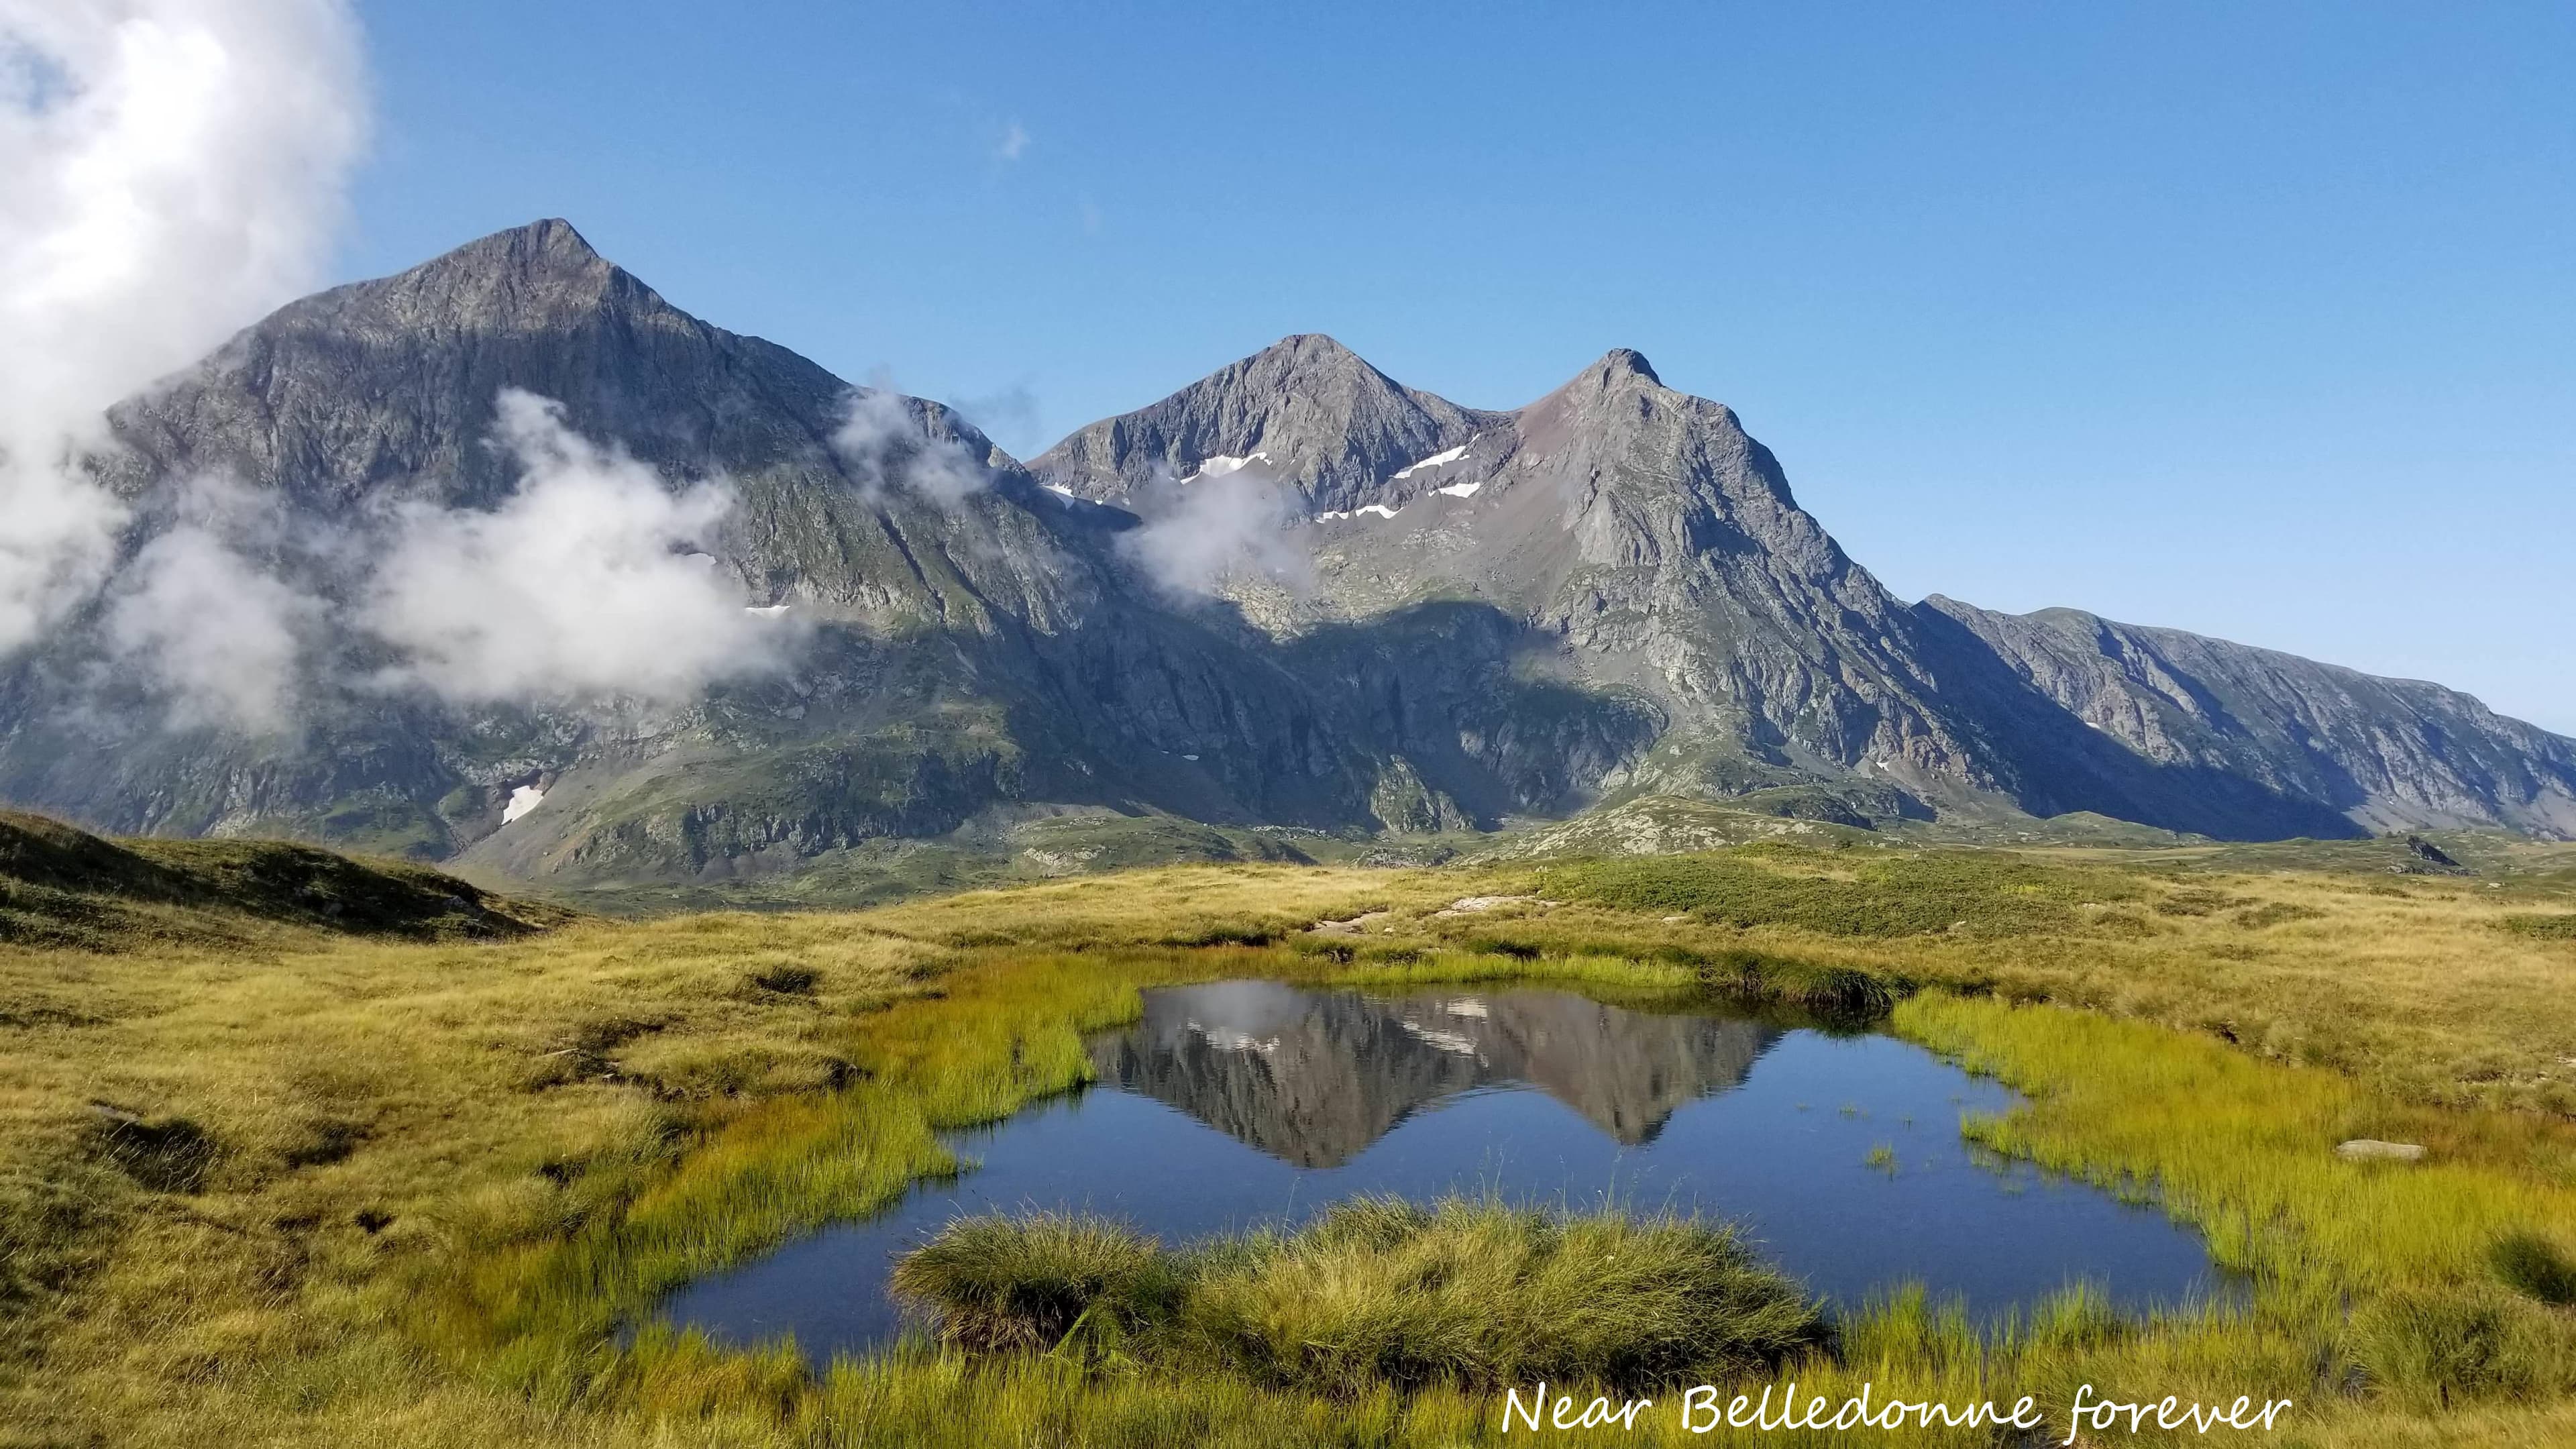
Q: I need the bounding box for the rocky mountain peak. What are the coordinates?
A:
[99,217,845,513]
[437,216,608,278]
[270,217,671,341]
[1587,347,1664,387]
[1030,335,1501,513]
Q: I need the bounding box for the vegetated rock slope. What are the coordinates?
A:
[0,220,2567,896]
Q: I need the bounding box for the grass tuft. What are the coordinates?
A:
[894,1197,1833,1395]
[891,1212,1183,1354]
[2492,1231,2576,1307]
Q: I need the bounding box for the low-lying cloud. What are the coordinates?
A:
[104,478,322,733]
[1118,462,1312,598]
[831,386,991,508]
[366,390,793,707]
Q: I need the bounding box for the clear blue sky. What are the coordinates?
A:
[345,1,2575,733]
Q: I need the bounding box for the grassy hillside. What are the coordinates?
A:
[0,809,574,951]
[3,814,2575,1444]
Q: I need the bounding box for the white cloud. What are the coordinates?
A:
[1118,460,1311,598]
[996,119,1029,162]
[830,386,990,507]
[103,478,320,733]
[0,0,366,655]
[366,390,793,706]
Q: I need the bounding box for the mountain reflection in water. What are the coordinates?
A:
[1093,981,1779,1166]
[655,981,2236,1359]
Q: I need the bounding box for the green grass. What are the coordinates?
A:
[1532,847,2150,938]
[11,818,2576,1444]
[2498,913,2576,942]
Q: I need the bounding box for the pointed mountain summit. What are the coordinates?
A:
[97,218,894,515]
[1031,333,1505,513]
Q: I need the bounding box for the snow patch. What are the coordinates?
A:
[1044,482,1077,498]
[502,785,546,824]
[1355,504,1399,520]
[1391,444,1469,479]
[1433,479,1483,499]
[1183,451,1269,482]
[745,604,791,619]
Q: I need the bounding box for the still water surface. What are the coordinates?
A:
[661,981,2229,1357]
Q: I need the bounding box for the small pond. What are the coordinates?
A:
[659,981,2231,1358]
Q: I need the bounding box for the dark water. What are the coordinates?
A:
[659,981,2229,1358]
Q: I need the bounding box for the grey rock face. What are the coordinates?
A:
[1922,598,2576,837]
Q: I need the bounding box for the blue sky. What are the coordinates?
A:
[346,1,2575,733]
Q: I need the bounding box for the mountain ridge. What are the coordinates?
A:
[1,219,2567,896]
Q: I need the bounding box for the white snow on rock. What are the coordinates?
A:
[1183,451,1269,482]
[1044,482,1077,498]
[502,785,546,824]
[1392,444,1469,479]
[1433,480,1483,498]
[745,604,791,619]
[1356,503,1399,519]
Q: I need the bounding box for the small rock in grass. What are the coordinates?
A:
[2335,1139,2426,1163]
[1433,895,1561,917]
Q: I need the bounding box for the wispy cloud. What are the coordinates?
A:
[943,382,1042,460]
[831,386,991,507]
[995,118,1030,162]
[1118,460,1313,599]
[103,476,322,734]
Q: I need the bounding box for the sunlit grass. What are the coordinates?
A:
[7,836,2576,1443]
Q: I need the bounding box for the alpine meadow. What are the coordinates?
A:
[5,3,2574,1447]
